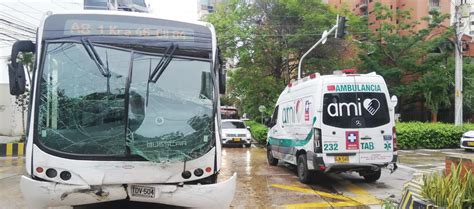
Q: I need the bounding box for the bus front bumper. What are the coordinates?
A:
[20,173,237,209]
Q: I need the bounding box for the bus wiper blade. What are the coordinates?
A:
[149,43,178,83]
[81,39,111,77]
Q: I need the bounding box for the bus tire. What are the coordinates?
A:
[363,169,381,183]
[267,147,278,166]
[297,154,312,183]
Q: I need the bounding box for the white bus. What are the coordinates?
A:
[8,11,236,209]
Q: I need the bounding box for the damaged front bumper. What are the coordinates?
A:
[20,173,237,209]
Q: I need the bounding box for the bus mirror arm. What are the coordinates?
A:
[8,40,35,96]
[217,48,225,94]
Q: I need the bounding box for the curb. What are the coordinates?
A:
[0,143,25,156]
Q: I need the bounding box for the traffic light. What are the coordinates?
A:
[336,16,348,39]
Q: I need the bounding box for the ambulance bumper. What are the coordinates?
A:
[307,151,398,173]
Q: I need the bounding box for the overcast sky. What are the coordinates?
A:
[0,0,199,83]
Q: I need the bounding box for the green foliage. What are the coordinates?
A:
[357,4,472,121]
[422,162,474,208]
[206,0,363,119]
[381,198,398,209]
[244,120,268,144]
[396,122,474,149]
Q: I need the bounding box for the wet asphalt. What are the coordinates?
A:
[1,146,472,209]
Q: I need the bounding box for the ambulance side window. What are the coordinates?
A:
[270,105,279,127]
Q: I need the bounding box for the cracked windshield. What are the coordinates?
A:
[38,42,214,162]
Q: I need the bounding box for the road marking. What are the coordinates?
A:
[285,201,362,208]
[6,143,12,156]
[18,143,24,156]
[344,183,382,205]
[272,182,382,208]
[271,184,352,201]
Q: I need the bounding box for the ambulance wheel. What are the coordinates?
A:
[267,147,278,166]
[363,169,381,183]
[297,154,312,183]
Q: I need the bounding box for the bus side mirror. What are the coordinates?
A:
[8,40,35,96]
[391,95,398,108]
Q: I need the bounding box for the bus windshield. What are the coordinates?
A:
[37,41,214,162]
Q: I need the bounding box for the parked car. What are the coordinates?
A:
[460,130,474,151]
[221,119,252,147]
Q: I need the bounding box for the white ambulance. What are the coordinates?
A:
[266,71,398,183]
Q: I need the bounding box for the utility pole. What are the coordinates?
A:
[454,0,464,126]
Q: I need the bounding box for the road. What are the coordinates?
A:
[0,147,472,209]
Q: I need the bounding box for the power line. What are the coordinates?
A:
[0,13,37,29]
[0,3,41,22]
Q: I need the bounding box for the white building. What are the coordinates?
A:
[0,0,83,136]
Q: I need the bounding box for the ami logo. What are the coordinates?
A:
[327,98,381,117]
[346,131,359,150]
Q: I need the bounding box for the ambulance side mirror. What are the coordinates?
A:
[391,95,398,108]
[263,117,271,127]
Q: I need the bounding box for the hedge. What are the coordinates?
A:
[244,120,268,144]
[396,122,474,149]
[242,121,474,149]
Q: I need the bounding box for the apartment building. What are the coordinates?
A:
[328,0,451,34]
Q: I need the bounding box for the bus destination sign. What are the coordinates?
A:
[64,19,194,40]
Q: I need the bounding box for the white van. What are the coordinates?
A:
[266,72,398,183]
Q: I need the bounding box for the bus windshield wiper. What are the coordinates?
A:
[81,39,111,77]
[148,43,178,83]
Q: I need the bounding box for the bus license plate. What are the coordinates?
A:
[131,185,155,198]
[468,142,474,146]
[233,138,241,142]
[335,156,349,163]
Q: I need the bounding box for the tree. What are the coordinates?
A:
[206,0,363,120]
[358,3,456,122]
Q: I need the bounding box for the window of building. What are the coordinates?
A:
[429,0,440,7]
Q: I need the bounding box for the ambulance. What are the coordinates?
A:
[266,71,398,183]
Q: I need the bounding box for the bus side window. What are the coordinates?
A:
[270,105,279,127]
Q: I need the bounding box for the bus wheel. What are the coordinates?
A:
[297,154,312,183]
[267,147,278,166]
[362,169,381,183]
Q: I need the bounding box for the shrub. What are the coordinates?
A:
[244,120,268,144]
[396,122,474,149]
[421,163,474,209]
